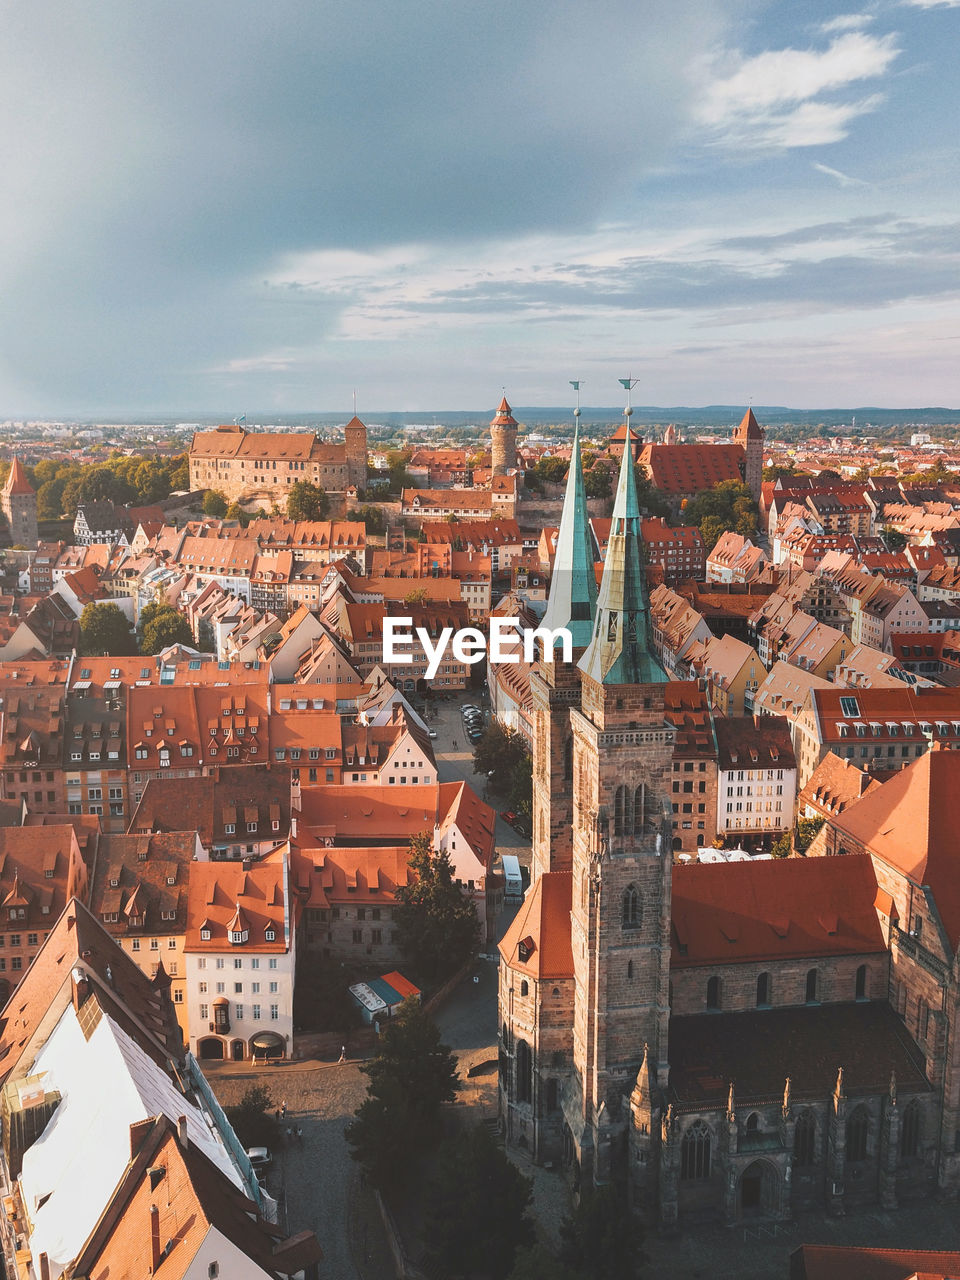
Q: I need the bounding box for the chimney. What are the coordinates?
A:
[177,1114,188,1147]
[150,1204,161,1272]
[39,1255,50,1280]
[71,965,90,1012]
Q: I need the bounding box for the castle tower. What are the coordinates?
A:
[734,407,764,501]
[2,458,37,548]
[490,396,518,476]
[530,415,598,882]
[343,416,368,489]
[566,431,674,1184]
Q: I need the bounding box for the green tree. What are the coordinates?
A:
[762,463,804,483]
[141,607,193,655]
[684,479,758,550]
[634,467,672,521]
[79,602,136,656]
[78,465,135,506]
[225,502,252,527]
[794,816,825,854]
[167,454,190,492]
[202,489,228,517]
[355,504,386,534]
[535,456,569,485]
[286,480,330,521]
[474,722,532,815]
[770,831,793,858]
[37,478,67,520]
[345,998,458,1189]
[224,1084,280,1150]
[403,587,429,605]
[583,462,613,499]
[559,1184,644,1280]
[883,527,907,552]
[423,1126,535,1279]
[394,832,479,985]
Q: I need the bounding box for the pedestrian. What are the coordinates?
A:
[280,1100,287,1119]
[274,1108,281,1122]
[296,1126,303,1144]
[286,1126,293,1141]
[338,1045,346,1063]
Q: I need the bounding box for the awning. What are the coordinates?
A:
[251,1031,285,1050]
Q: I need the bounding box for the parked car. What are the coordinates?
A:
[246,1146,273,1172]
[500,810,518,826]
[462,704,480,715]
[427,729,438,739]
[468,728,484,742]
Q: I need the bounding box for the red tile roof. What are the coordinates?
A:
[498,872,573,979]
[3,457,34,497]
[671,854,885,967]
[639,443,744,495]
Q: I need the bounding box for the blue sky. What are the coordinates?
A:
[2,0,958,415]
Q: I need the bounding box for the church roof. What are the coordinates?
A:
[669,1002,930,1108]
[638,442,744,495]
[539,421,597,647]
[832,746,960,948]
[498,872,572,980]
[4,457,34,497]
[671,854,885,966]
[579,436,666,686]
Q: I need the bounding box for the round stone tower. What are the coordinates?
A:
[490,396,518,476]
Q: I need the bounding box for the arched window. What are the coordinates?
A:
[622,884,642,929]
[501,1021,511,1050]
[516,1040,533,1104]
[746,1112,760,1133]
[520,980,529,997]
[633,785,645,834]
[900,1099,921,1159]
[545,1078,559,1113]
[680,1121,711,1180]
[627,960,634,980]
[614,786,626,836]
[706,976,722,1011]
[855,964,867,1001]
[563,737,573,782]
[805,968,819,1004]
[846,1105,869,1162]
[756,972,771,1007]
[794,1111,816,1167]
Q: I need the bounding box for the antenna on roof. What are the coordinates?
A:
[353,389,357,416]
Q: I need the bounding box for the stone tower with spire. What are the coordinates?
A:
[564,429,675,1185]
[2,458,37,549]
[530,417,597,883]
[734,407,765,502]
[490,396,519,476]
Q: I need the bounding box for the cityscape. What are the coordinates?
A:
[3,1,960,1278]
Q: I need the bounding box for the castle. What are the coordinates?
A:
[498,422,960,1228]
[1,458,38,548]
[189,418,368,508]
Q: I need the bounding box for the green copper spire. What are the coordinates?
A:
[578,393,666,686]
[541,408,597,648]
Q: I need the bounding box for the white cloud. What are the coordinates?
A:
[695,31,900,149]
[901,0,960,7]
[813,161,869,186]
[819,13,874,32]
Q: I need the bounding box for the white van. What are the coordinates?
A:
[501,854,524,901]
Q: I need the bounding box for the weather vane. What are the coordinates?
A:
[570,380,583,420]
[618,377,638,419]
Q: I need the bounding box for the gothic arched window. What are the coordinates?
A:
[633,785,645,834]
[613,786,632,837]
[846,1105,869,1162]
[900,1099,921,1159]
[516,1040,533,1104]
[680,1121,711,1180]
[622,884,642,930]
[794,1110,816,1167]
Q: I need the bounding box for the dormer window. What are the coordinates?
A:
[200,928,211,941]
[224,823,235,834]
[229,928,248,945]
[265,928,276,942]
[167,875,176,886]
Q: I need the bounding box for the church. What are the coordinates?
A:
[498,418,960,1227]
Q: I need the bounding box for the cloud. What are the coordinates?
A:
[695,31,900,148]
[900,0,960,7]
[813,161,869,185]
[818,13,875,32]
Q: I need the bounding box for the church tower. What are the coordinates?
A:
[734,407,764,501]
[2,458,37,549]
[530,414,597,882]
[490,396,518,476]
[565,422,674,1186]
[343,415,368,489]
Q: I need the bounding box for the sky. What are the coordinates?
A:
[2,0,959,416]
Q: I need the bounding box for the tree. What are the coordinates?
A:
[203,489,228,517]
[224,1084,280,1150]
[794,816,825,854]
[141,606,193,655]
[684,479,758,551]
[225,501,251,527]
[883,527,907,551]
[762,464,804,483]
[37,478,67,520]
[345,998,458,1188]
[286,480,330,521]
[394,832,479,985]
[634,467,671,521]
[80,602,136,656]
[535,456,569,486]
[423,1126,535,1278]
[770,831,793,858]
[583,462,612,499]
[403,587,429,606]
[559,1184,644,1280]
[474,722,532,816]
[355,503,386,534]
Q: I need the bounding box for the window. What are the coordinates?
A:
[794,1110,816,1167]
[199,1003,208,1020]
[900,1099,921,1160]
[269,981,278,993]
[846,1105,869,1162]
[270,1004,279,1020]
[680,1121,711,1180]
[756,972,771,1007]
[252,982,260,993]
[805,968,819,1004]
[252,1004,261,1020]
[235,1005,244,1020]
[706,976,722,1011]
[199,981,207,993]
[516,1039,533,1103]
[855,964,867,1001]
[268,958,277,969]
[622,884,642,930]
